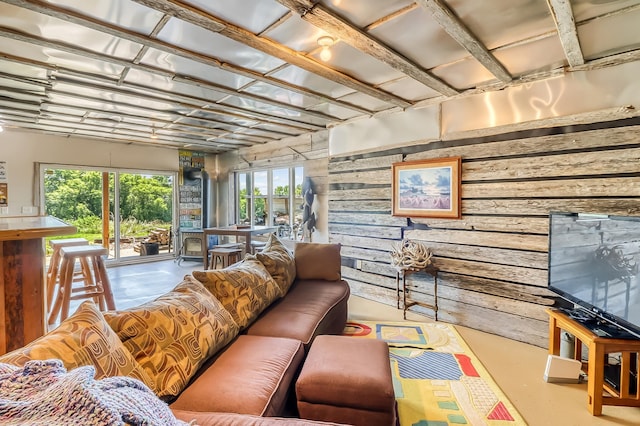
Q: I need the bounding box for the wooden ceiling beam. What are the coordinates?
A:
[53,72,322,133]
[48,81,305,138]
[277,0,458,97]
[6,118,234,152]
[546,0,584,68]
[416,0,512,83]
[0,28,326,131]
[4,0,379,115]
[37,100,277,146]
[131,0,410,109]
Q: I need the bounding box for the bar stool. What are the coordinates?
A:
[250,240,267,254]
[48,245,116,325]
[46,238,90,311]
[204,242,243,269]
[208,247,242,270]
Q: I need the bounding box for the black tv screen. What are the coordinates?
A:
[548,212,640,338]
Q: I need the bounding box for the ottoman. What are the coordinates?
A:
[295,335,396,426]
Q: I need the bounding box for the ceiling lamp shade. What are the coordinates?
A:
[317,36,335,62]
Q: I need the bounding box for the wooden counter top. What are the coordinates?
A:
[0,216,76,240]
[0,215,76,354]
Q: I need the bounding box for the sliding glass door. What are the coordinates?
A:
[41,165,176,264]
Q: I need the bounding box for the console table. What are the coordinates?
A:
[547,308,640,415]
[0,216,75,354]
[396,265,438,320]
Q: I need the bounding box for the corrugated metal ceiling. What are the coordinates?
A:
[0,0,638,153]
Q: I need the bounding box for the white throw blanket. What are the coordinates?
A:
[0,360,190,426]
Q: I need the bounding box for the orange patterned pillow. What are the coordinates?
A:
[103,276,239,398]
[192,257,281,329]
[0,301,155,391]
[255,233,296,295]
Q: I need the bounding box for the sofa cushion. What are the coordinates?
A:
[246,279,350,350]
[0,301,154,390]
[294,243,342,281]
[170,335,304,417]
[103,276,239,399]
[254,233,296,294]
[193,257,281,329]
[171,410,347,425]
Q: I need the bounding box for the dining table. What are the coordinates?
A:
[202,225,277,269]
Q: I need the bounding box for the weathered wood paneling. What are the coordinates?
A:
[329,121,640,348]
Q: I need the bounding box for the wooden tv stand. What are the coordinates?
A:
[547,308,640,415]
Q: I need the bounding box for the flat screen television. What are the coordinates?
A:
[548,212,640,339]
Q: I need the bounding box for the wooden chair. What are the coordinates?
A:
[48,245,116,325]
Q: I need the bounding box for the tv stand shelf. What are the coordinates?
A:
[547,308,640,415]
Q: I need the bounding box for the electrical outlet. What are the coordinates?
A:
[0,207,8,215]
[22,206,36,214]
[355,259,362,270]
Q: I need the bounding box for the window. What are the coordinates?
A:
[41,165,176,263]
[235,166,303,239]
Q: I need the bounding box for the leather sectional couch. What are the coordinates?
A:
[0,235,352,425]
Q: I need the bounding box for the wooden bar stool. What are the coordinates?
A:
[250,240,267,254]
[46,238,90,311]
[48,245,116,325]
[203,243,243,269]
[208,247,242,270]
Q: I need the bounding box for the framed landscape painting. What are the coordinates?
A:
[392,157,461,219]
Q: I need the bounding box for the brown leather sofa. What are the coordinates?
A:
[169,241,351,425]
[0,238,351,425]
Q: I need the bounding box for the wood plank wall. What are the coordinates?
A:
[328,119,640,348]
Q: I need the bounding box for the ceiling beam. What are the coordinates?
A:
[53,72,322,133]
[2,0,380,114]
[416,0,512,83]
[48,83,302,138]
[36,100,277,145]
[276,0,458,97]
[546,0,584,68]
[130,0,410,109]
[2,117,229,152]
[0,29,326,131]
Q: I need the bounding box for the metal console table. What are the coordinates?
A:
[396,264,439,320]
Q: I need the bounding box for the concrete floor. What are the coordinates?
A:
[72,259,640,425]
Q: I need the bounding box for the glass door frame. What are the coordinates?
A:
[38,163,179,265]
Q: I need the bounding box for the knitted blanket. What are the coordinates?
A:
[0,360,190,426]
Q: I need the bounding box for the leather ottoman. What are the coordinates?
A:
[295,335,396,426]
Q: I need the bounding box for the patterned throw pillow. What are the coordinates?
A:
[0,301,155,391]
[255,233,296,295]
[103,276,240,398]
[192,257,281,329]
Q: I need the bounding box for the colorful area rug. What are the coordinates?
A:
[343,321,527,426]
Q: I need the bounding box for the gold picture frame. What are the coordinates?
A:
[392,157,461,219]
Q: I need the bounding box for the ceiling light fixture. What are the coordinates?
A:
[150,128,158,139]
[317,36,335,62]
